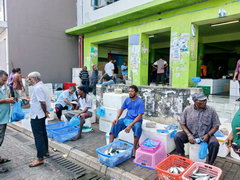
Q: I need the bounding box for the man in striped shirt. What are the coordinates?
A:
[79,66,89,89]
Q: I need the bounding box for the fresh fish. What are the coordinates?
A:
[167,166,185,174]
[189,169,216,180]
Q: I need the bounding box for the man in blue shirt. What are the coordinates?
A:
[109,85,145,157]
[55,86,77,120]
[0,70,16,173]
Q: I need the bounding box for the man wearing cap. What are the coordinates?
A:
[174,92,221,165]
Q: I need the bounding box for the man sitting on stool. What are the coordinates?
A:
[55,86,77,120]
[109,85,145,157]
[174,92,220,165]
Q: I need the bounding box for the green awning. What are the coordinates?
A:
[66,0,204,35]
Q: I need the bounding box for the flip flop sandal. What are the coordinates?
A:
[0,158,11,164]
[29,161,44,168]
[0,167,8,173]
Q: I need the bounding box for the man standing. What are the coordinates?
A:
[233,59,240,101]
[109,85,144,157]
[152,58,168,85]
[8,68,16,97]
[174,92,220,165]
[0,70,16,173]
[55,86,77,120]
[13,68,25,98]
[121,62,128,82]
[79,66,90,89]
[28,72,51,167]
[91,65,98,95]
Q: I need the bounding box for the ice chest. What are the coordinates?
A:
[96,140,133,168]
[103,93,128,109]
[101,106,127,122]
[139,120,176,154]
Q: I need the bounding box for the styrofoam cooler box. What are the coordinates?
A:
[72,77,81,86]
[230,88,239,97]
[99,118,112,133]
[189,144,207,162]
[139,120,176,154]
[103,93,129,109]
[217,136,229,157]
[72,68,82,77]
[102,107,127,122]
[230,80,239,89]
[118,130,134,144]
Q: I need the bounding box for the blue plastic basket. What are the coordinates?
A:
[46,121,66,138]
[96,140,133,168]
[52,126,80,143]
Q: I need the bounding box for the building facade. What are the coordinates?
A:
[0,0,78,83]
[66,0,240,88]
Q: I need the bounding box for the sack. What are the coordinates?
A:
[199,142,208,159]
[11,100,25,122]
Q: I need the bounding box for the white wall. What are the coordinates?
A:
[77,0,154,25]
[0,29,8,72]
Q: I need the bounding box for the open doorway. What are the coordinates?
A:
[98,38,128,83]
[148,31,171,86]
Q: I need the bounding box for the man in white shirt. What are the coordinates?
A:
[72,86,93,140]
[27,72,51,167]
[55,86,77,120]
[100,59,114,81]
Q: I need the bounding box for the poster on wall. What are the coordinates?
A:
[170,33,180,61]
[179,33,189,52]
[130,45,140,73]
[129,34,140,45]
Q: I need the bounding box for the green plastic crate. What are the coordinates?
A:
[197,86,211,96]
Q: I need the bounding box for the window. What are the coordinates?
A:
[91,0,119,10]
[0,0,5,21]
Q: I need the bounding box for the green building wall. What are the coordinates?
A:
[80,0,240,87]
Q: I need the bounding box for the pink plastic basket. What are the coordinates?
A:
[140,138,161,153]
[182,162,222,180]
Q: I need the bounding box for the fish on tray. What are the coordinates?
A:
[104,146,127,156]
[189,167,216,180]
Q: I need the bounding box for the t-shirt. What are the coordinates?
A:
[30,81,51,119]
[104,62,114,77]
[78,94,93,112]
[0,87,10,124]
[154,59,167,74]
[121,65,128,76]
[121,96,145,121]
[56,90,77,107]
[232,109,240,146]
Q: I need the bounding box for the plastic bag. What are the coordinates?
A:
[67,116,80,127]
[97,106,105,117]
[199,142,208,159]
[11,100,25,122]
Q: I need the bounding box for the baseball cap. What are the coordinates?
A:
[192,92,207,101]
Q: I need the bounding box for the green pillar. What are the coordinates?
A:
[170,23,199,87]
[128,33,149,85]
[84,42,98,69]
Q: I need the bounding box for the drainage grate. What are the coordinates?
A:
[48,155,107,180]
[49,155,86,179]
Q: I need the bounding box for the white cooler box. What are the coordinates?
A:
[101,107,127,122]
[99,118,112,133]
[139,120,176,154]
[189,143,207,163]
[103,93,129,109]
